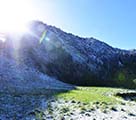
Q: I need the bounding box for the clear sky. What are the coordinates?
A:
[13,0,136,49]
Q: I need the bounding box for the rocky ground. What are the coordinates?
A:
[25,99,136,120]
[0,92,136,120]
[0,94,48,120]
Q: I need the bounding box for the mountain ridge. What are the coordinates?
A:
[0,20,136,93]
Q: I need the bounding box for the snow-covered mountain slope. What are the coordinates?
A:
[0,21,136,93]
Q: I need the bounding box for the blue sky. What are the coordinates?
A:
[31,0,136,49]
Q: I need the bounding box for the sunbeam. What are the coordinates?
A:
[0,0,34,33]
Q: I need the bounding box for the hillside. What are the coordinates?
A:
[0,20,136,119]
[0,21,136,93]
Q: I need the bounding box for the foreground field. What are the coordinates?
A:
[0,87,136,120]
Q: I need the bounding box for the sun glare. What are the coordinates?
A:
[0,0,34,33]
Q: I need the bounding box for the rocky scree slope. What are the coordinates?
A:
[0,21,136,92]
[0,32,74,93]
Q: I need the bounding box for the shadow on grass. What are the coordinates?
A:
[0,86,76,119]
[115,92,136,101]
[0,83,135,119]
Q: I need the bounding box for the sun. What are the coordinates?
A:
[0,0,34,33]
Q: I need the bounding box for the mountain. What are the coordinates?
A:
[0,21,136,93]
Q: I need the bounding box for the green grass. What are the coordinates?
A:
[55,87,126,104]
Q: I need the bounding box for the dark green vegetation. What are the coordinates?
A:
[43,40,136,89]
[114,68,136,89]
